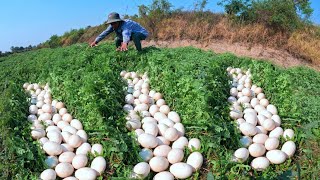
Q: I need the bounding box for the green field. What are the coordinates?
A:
[0,43,319,179]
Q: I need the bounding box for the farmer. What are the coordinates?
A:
[90,12,149,51]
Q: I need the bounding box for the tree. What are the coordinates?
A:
[218,0,313,31]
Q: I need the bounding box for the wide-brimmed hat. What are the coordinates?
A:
[106,12,123,24]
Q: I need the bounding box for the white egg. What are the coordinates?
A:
[172,136,188,149]
[244,113,258,126]
[70,119,83,130]
[75,143,91,155]
[248,143,266,157]
[281,141,296,158]
[186,152,203,172]
[67,135,82,148]
[234,148,249,162]
[135,129,145,138]
[142,117,157,125]
[283,129,294,140]
[253,134,269,144]
[91,156,107,175]
[43,141,62,156]
[74,167,97,180]
[251,157,270,171]
[156,99,166,108]
[156,136,170,146]
[133,162,150,178]
[170,163,193,179]
[154,112,167,121]
[239,122,257,136]
[61,132,72,143]
[149,156,169,172]
[159,105,170,115]
[173,123,185,136]
[168,111,181,123]
[76,130,88,142]
[153,145,172,157]
[167,148,184,164]
[266,150,287,164]
[31,129,46,140]
[262,119,276,131]
[55,162,74,178]
[264,137,279,150]
[143,123,158,136]
[164,128,179,141]
[159,118,174,127]
[59,151,75,163]
[91,144,103,156]
[269,127,283,138]
[40,169,56,180]
[72,154,88,169]
[271,115,281,127]
[255,126,267,134]
[138,133,158,148]
[61,143,74,152]
[153,171,174,180]
[188,138,201,151]
[149,105,159,116]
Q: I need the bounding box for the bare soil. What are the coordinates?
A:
[143,40,320,71]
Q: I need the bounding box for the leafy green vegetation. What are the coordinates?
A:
[0,43,319,179]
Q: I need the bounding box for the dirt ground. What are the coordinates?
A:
[143,40,320,71]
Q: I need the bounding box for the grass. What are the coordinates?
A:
[0,43,319,179]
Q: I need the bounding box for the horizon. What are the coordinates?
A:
[0,0,319,52]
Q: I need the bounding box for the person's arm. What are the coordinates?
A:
[90,25,114,46]
[118,28,131,51]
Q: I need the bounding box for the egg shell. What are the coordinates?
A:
[269,127,283,138]
[72,154,88,169]
[149,156,169,172]
[156,136,170,146]
[133,162,150,178]
[74,167,97,180]
[67,134,82,148]
[188,138,201,151]
[168,111,181,123]
[55,162,74,178]
[91,144,103,156]
[43,141,62,156]
[153,145,172,157]
[40,169,56,180]
[153,171,174,180]
[139,148,153,162]
[167,148,184,164]
[266,150,287,164]
[164,128,179,141]
[186,152,203,172]
[281,141,296,158]
[59,151,76,163]
[76,142,91,155]
[172,136,188,149]
[253,134,269,144]
[169,163,193,179]
[234,148,249,162]
[90,156,107,175]
[240,136,253,147]
[251,157,270,171]
[264,137,279,150]
[138,133,158,148]
[45,156,59,168]
[283,129,294,140]
[248,143,266,157]
[239,123,257,136]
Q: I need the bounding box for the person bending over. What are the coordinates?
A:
[90,12,148,51]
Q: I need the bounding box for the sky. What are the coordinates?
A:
[0,0,319,52]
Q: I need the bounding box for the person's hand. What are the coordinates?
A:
[118,42,128,51]
[90,41,97,47]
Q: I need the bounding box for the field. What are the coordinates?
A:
[0,43,319,179]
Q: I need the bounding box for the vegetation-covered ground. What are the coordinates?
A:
[0,43,319,179]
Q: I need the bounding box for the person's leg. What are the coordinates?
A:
[131,33,146,51]
[115,36,122,48]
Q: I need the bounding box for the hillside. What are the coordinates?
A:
[0,43,319,179]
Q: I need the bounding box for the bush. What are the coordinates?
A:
[219,0,313,31]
